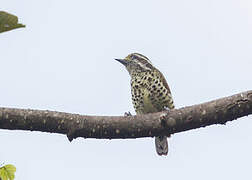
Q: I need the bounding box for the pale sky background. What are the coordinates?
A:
[1,0,252,179]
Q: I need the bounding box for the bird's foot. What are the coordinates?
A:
[124,111,132,116]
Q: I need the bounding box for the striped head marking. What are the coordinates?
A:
[115,53,153,75]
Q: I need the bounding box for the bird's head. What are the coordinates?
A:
[115,53,153,75]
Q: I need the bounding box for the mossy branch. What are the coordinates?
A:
[0,90,251,141]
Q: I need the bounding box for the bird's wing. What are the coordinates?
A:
[147,69,175,111]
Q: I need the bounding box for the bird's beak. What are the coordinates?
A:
[115,58,128,66]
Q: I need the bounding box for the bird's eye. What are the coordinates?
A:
[131,55,136,60]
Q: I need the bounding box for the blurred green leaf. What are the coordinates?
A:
[0,11,25,33]
[0,164,16,180]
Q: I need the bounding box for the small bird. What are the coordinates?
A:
[115,53,175,156]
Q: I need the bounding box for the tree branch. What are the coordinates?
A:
[0,90,251,141]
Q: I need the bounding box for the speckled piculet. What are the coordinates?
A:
[115,53,175,156]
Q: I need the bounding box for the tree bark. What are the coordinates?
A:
[0,90,251,141]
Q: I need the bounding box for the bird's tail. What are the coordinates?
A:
[155,136,168,156]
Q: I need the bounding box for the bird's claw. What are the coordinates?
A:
[124,111,132,116]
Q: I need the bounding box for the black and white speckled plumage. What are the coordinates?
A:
[131,69,174,114]
[116,53,174,156]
